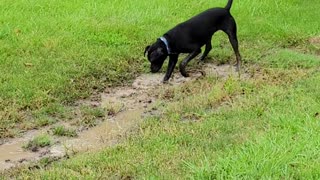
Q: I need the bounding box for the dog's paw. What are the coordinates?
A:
[199,56,206,61]
[180,69,188,77]
[162,80,169,84]
[181,72,189,77]
[162,78,169,84]
[234,64,240,72]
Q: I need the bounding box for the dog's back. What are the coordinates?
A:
[177,8,231,35]
[166,8,233,52]
[173,0,234,34]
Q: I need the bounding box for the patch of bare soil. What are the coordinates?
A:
[309,36,320,46]
[309,36,320,55]
[0,63,250,171]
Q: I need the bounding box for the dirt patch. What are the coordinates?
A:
[309,37,320,55]
[0,63,249,171]
[309,36,320,46]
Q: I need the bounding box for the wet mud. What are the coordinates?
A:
[0,63,248,171]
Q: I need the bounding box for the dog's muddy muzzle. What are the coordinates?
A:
[150,64,161,73]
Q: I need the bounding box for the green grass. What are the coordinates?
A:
[1,0,320,178]
[23,134,51,152]
[0,0,319,138]
[10,67,320,179]
[52,125,77,137]
[72,106,105,127]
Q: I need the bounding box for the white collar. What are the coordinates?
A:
[160,36,172,54]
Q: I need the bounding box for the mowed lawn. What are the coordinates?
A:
[2,0,320,179]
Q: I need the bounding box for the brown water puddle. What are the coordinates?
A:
[0,138,37,170]
[0,63,248,171]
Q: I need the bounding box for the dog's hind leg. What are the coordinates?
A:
[223,19,241,73]
[200,38,212,61]
[179,48,201,77]
[228,34,241,72]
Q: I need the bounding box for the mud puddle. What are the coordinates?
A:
[0,63,249,171]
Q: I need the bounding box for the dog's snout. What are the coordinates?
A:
[151,64,161,73]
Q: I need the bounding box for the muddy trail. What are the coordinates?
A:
[0,63,250,171]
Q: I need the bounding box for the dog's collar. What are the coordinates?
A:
[160,36,176,54]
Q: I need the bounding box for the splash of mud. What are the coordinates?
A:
[0,63,248,171]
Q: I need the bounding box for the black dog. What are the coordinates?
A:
[144,0,241,82]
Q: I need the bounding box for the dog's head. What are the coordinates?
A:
[144,39,168,73]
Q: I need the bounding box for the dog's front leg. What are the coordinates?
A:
[179,49,201,77]
[163,54,179,82]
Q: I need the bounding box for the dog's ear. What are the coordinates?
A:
[144,45,150,57]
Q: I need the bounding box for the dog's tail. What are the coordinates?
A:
[225,0,233,11]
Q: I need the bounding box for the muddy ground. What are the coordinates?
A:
[0,63,250,171]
